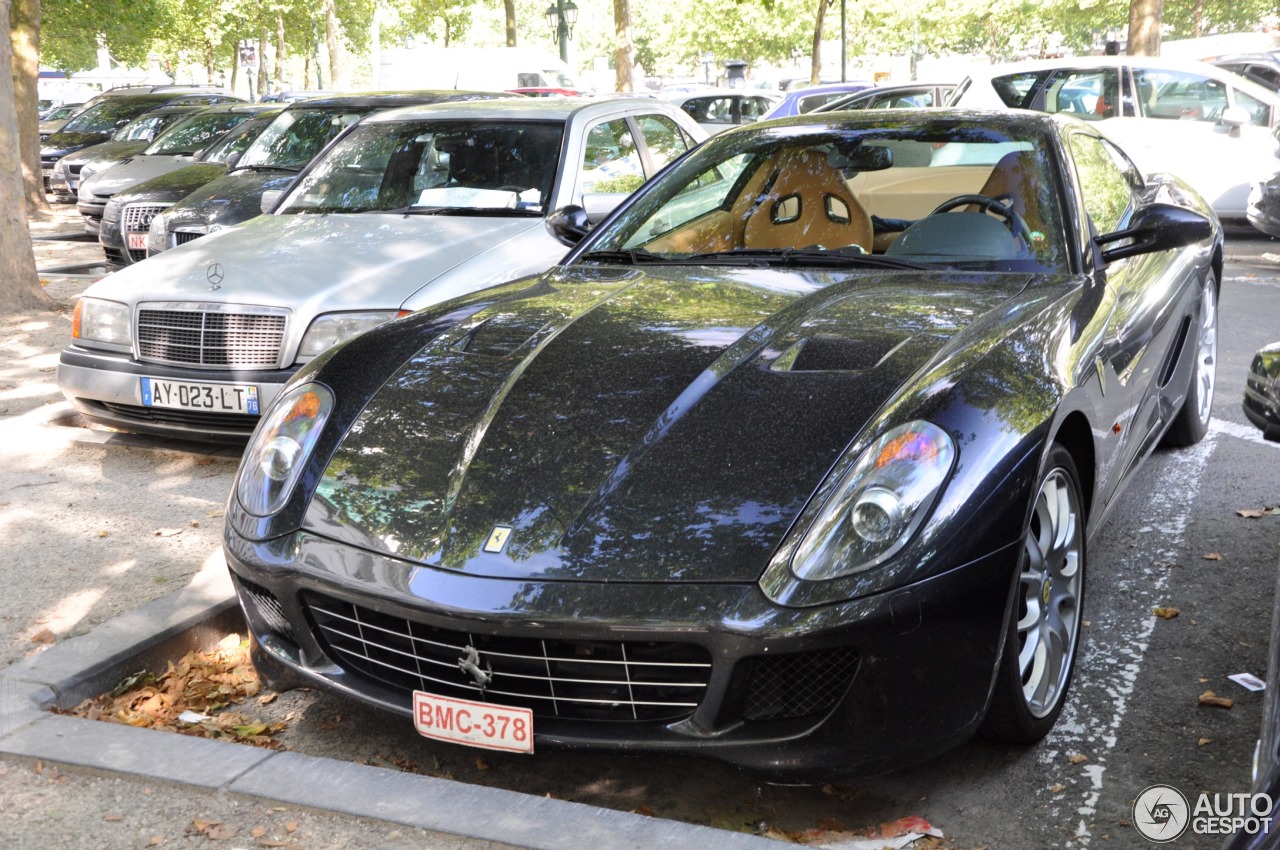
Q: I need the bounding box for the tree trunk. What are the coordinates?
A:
[0,0,51,313]
[1192,0,1205,38]
[10,0,47,217]
[276,11,286,91]
[810,0,828,85]
[613,0,634,92]
[324,0,341,89]
[505,0,517,47]
[257,32,268,98]
[1127,0,1163,57]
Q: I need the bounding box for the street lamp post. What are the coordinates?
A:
[545,0,579,64]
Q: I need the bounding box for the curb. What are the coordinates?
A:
[0,565,786,850]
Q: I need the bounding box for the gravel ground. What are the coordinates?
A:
[0,207,518,850]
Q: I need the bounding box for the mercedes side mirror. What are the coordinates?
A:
[546,205,591,247]
[260,189,283,214]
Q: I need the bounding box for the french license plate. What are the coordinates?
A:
[412,690,533,754]
[140,377,259,415]
[127,232,148,250]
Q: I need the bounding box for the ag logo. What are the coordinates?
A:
[1133,784,1190,843]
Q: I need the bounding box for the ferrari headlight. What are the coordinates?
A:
[71,297,131,347]
[145,212,170,255]
[790,421,955,582]
[237,382,334,517]
[296,311,399,360]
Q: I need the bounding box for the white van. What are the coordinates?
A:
[378,46,583,93]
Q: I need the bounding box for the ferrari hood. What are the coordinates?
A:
[306,267,1035,583]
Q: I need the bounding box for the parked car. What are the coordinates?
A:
[948,55,1280,225]
[219,109,1220,779]
[1243,343,1280,440]
[1208,53,1280,92]
[259,90,340,103]
[41,92,242,199]
[38,102,84,140]
[761,81,876,118]
[812,82,956,112]
[658,89,781,134]
[143,91,505,257]
[98,109,284,267]
[75,103,282,236]
[57,97,706,440]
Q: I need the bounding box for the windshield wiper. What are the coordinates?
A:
[381,206,542,217]
[234,164,302,173]
[681,247,931,270]
[578,249,675,265]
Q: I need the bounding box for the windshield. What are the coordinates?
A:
[583,118,1068,273]
[277,119,565,215]
[61,99,162,135]
[112,111,191,142]
[143,111,252,156]
[198,115,275,163]
[237,107,369,169]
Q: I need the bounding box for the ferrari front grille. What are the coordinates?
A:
[136,307,286,369]
[740,648,859,721]
[303,594,713,723]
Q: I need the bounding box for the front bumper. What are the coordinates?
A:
[224,525,1017,780]
[1244,346,1280,442]
[1247,180,1280,239]
[57,344,297,441]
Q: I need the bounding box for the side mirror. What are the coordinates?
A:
[545,205,591,247]
[260,189,283,214]
[223,151,242,172]
[1221,105,1252,129]
[582,192,627,224]
[1096,203,1213,264]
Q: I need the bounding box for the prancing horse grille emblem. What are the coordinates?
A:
[458,645,493,690]
[483,525,512,553]
[206,262,224,290]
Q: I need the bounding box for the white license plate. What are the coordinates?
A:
[413,690,533,754]
[127,232,148,250]
[140,378,259,414]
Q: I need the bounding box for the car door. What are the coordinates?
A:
[1068,130,1201,500]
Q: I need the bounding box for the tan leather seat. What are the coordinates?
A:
[738,149,873,252]
[973,150,1047,244]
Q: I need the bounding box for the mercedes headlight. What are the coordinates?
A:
[296,311,399,360]
[237,382,334,517]
[789,421,956,582]
[71,297,131,347]
[145,212,170,255]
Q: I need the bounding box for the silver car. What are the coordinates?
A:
[57,97,706,441]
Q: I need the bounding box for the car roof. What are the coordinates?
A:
[361,95,687,124]
[282,90,505,111]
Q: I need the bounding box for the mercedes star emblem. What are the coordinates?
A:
[206,262,224,290]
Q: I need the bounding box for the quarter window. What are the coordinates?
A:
[633,114,690,171]
[1068,134,1136,234]
[1131,69,1228,122]
[581,119,645,195]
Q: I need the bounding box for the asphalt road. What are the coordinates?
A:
[4,221,1279,849]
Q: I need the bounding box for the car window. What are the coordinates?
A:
[112,112,189,142]
[580,118,645,195]
[238,108,367,169]
[1244,64,1280,90]
[279,119,564,214]
[597,122,1067,272]
[1036,69,1122,120]
[797,93,851,114]
[143,112,251,156]
[1233,87,1273,126]
[1131,68,1228,122]
[682,97,733,124]
[60,99,161,134]
[633,114,691,171]
[990,71,1045,109]
[1067,133,1135,234]
[200,117,273,163]
[743,98,773,121]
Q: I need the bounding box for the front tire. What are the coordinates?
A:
[983,444,1085,743]
[1163,272,1218,447]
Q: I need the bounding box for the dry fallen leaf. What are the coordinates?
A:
[147,837,164,847]
[103,813,123,822]
[190,520,201,529]
[1199,690,1234,709]
[1199,738,1214,746]
[285,822,298,833]
[97,529,109,538]
[474,756,490,770]
[29,628,55,645]
[1069,753,1089,765]
[1050,784,1066,793]
[153,528,183,538]
[1237,509,1266,518]
[1204,552,1223,561]
[207,509,225,518]
[632,805,657,817]
[251,825,267,838]
[1154,607,1180,619]
[258,692,278,706]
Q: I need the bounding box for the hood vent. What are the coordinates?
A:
[772,330,918,373]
